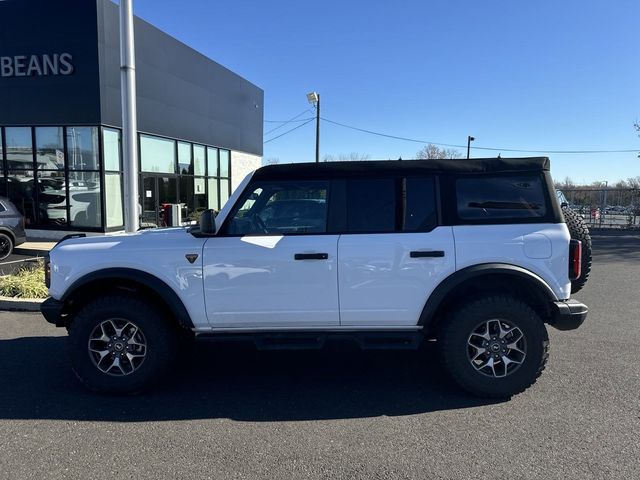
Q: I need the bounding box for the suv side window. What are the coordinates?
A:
[345,176,437,233]
[347,178,396,232]
[404,177,437,231]
[226,180,328,235]
[456,174,547,220]
[0,202,6,213]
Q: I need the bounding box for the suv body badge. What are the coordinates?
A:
[185,254,199,264]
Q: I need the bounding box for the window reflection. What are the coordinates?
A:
[5,170,36,226]
[5,127,33,169]
[68,171,101,228]
[67,127,99,170]
[36,127,65,170]
[37,170,67,226]
[140,135,176,174]
[103,128,121,171]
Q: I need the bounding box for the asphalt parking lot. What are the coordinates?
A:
[0,232,638,479]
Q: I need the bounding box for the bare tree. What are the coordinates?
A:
[263,157,280,165]
[322,152,371,162]
[416,144,462,160]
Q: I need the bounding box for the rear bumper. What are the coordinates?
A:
[41,297,65,327]
[550,299,588,331]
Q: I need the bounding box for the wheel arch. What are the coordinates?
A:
[419,263,557,335]
[60,268,194,330]
[0,227,16,244]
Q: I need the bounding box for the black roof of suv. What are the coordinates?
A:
[253,157,550,181]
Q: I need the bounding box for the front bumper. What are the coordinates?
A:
[41,297,65,327]
[550,299,588,331]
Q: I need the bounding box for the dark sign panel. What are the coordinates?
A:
[0,0,101,125]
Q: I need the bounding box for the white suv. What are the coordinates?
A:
[41,157,589,398]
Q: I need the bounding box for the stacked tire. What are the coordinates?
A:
[562,207,592,293]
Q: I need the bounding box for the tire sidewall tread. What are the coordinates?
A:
[67,294,177,394]
[438,295,549,398]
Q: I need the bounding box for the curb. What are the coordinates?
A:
[14,248,50,256]
[0,296,45,312]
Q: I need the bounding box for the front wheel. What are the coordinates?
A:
[0,233,14,261]
[438,295,549,398]
[67,294,177,394]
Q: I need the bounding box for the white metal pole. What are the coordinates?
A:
[120,0,139,232]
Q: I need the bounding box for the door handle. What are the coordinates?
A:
[294,253,329,260]
[410,250,445,258]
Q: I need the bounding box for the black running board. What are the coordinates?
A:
[196,331,424,351]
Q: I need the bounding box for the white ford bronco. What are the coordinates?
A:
[41,157,589,397]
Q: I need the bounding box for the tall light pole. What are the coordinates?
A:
[120,0,139,232]
[466,135,475,159]
[307,92,320,162]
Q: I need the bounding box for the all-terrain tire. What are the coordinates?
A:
[562,207,592,293]
[438,295,549,398]
[67,294,177,394]
[0,232,14,261]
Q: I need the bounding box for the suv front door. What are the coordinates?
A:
[202,180,340,328]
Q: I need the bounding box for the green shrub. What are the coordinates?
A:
[0,261,49,299]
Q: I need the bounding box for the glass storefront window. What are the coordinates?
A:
[37,170,67,226]
[67,127,99,170]
[5,127,33,169]
[140,134,176,174]
[207,147,218,177]
[220,150,230,177]
[103,128,121,171]
[105,173,123,228]
[208,178,219,210]
[178,142,192,174]
[220,179,230,208]
[194,178,206,212]
[5,170,36,226]
[193,145,205,176]
[35,127,65,170]
[68,171,101,228]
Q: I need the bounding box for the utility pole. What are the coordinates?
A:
[315,93,320,163]
[466,136,475,159]
[307,92,320,162]
[120,0,139,232]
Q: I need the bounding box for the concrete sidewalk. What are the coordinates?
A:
[14,240,57,256]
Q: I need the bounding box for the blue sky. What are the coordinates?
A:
[134,0,639,184]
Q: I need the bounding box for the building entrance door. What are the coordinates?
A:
[141,176,178,227]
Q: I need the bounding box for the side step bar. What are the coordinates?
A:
[196,331,424,351]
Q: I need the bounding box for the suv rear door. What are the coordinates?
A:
[337,176,455,326]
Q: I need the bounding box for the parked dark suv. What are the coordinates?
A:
[0,197,27,261]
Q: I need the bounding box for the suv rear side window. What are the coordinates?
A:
[347,179,395,232]
[346,176,437,233]
[456,175,547,220]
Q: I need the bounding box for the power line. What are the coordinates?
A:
[264,118,315,144]
[264,117,314,123]
[263,109,314,137]
[321,117,639,155]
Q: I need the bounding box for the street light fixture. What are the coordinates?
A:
[307,92,320,163]
[467,135,475,159]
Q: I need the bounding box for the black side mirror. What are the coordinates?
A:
[199,209,218,235]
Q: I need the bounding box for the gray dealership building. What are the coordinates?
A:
[0,0,263,236]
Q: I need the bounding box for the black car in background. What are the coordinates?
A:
[0,197,27,261]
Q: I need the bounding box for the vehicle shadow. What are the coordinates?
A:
[0,336,501,422]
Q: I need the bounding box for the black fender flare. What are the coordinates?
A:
[61,267,194,330]
[418,263,558,328]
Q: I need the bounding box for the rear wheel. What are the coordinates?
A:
[67,294,177,394]
[563,207,592,293]
[0,233,14,261]
[438,295,549,398]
